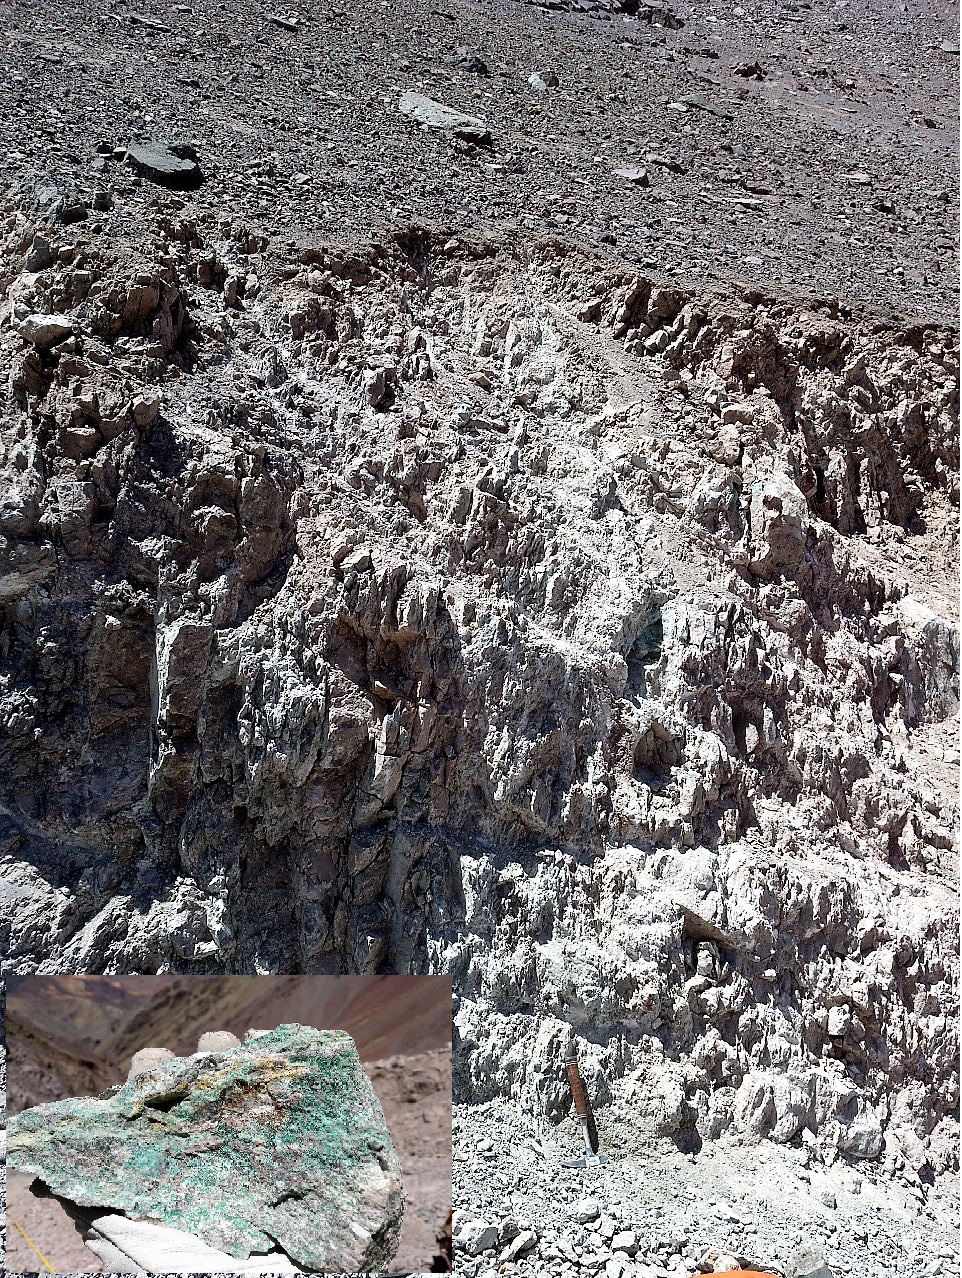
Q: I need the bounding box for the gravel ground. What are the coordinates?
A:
[454,1099,960,1278]
[0,0,957,323]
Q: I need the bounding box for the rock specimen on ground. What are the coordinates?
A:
[7,1024,404,1273]
[125,142,203,189]
[398,91,492,143]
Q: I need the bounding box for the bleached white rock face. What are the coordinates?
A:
[0,218,957,1175]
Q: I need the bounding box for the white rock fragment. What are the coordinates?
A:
[399,90,492,143]
[85,1214,302,1273]
[127,1047,177,1081]
[457,1221,499,1255]
[197,1030,242,1052]
[17,312,75,346]
[571,1197,601,1223]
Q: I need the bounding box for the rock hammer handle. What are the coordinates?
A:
[565,1054,589,1120]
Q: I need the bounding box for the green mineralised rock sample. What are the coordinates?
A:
[7,1024,404,1272]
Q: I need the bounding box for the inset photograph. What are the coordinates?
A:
[5,975,452,1274]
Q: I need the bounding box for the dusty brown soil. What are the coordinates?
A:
[6,1171,102,1274]
[370,1050,453,1274]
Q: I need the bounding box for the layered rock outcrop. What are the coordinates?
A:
[0,209,957,1176]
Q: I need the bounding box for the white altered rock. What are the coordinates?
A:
[571,1197,601,1223]
[826,1005,851,1037]
[745,469,809,576]
[502,1229,537,1260]
[197,1029,242,1052]
[458,1221,499,1255]
[85,1214,302,1273]
[127,1047,176,1081]
[613,1230,638,1254]
[17,312,75,346]
[398,90,491,143]
[789,1245,835,1278]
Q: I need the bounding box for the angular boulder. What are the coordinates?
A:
[16,312,75,347]
[7,1024,404,1273]
[398,91,492,144]
[125,141,203,189]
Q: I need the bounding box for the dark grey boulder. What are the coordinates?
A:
[445,45,490,74]
[125,141,203,189]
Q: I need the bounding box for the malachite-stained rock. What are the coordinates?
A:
[7,1024,404,1273]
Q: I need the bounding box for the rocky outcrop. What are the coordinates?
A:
[0,210,957,1180]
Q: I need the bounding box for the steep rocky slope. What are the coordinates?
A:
[1,200,957,1242]
[0,0,958,1272]
[0,0,957,320]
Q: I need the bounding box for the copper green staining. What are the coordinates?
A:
[7,1024,404,1272]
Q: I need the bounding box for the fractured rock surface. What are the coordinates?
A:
[0,0,958,1262]
[0,213,956,1184]
[7,1024,405,1272]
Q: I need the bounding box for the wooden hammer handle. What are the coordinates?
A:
[565,1055,589,1120]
